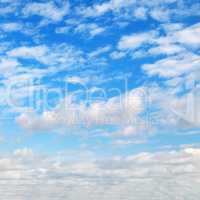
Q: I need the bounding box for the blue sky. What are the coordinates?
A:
[0,0,200,199]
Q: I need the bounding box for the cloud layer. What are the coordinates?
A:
[0,147,200,200]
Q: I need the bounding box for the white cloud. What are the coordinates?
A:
[23,1,70,22]
[118,31,156,50]
[148,44,184,56]
[174,22,200,48]
[157,22,200,50]
[162,23,184,32]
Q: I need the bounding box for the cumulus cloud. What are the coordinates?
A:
[15,82,200,135]
[16,87,145,132]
